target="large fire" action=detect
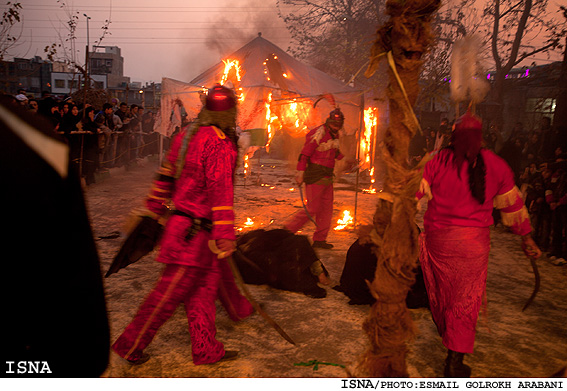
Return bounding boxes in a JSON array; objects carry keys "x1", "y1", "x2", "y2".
[
  {"x1": 361, "y1": 107, "x2": 378, "y2": 193},
  {"x1": 334, "y1": 210, "x2": 354, "y2": 231},
  {"x1": 220, "y1": 59, "x2": 244, "y2": 102}
]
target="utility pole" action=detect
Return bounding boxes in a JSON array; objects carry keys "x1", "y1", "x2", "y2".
[{"x1": 83, "y1": 14, "x2": 91, "y2": 89}]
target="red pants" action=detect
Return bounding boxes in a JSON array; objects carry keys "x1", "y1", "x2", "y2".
[
  {"x1": 112, "y1": 261, "x2": 252, "y2": 365},
  {"x1": 285, "y1": 182, "x2": 334, "y2": 241}
]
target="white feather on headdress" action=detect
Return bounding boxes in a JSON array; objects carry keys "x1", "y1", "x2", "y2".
[{"x1": 451, "y1": 35, "x2": 490, "y2": 104}]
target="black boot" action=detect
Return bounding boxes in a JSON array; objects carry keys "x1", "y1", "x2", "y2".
[{"x1": 443, "y1": 349, "x2": 471, "y2": 378}]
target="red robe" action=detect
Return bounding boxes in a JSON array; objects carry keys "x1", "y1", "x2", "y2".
[
  {"x1": 285, "y1": 124, "x2": 343, "y2": 241},
  {"x1": 113, "y1": 126, "x2": 252, "y2": 365},
  {"x1": 418, "y1": 148, "x2": 531, "y2": 353}
]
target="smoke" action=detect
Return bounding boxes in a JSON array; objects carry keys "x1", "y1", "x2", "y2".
[{"x1": 203, "y1": 0, "x2": 290, "y2": 58}]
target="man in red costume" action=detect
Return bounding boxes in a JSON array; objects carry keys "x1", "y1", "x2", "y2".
[
  {"x1": 112, "y1": 84, "x2": 253, "y2": 365},
  {"x1": 284, "y1": 108, "x2": 345, "y2": 250},
  {"x1": 417, "y1": 111, "x2": 541, "y2": 377}
]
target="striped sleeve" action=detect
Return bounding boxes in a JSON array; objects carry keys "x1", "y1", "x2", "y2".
[
  {"x1": 145, "y1": 133, "x2": 182, "y2": 216},
  {"x1": 205, "y1": 133, "x2": 237, "y2": 241},
  {"x1": 494, "y1": 186, "x2": 531, "y2": 236}
]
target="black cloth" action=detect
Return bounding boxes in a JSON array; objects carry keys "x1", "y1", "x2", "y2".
[
  {"x1": 2, "y1": 99, "x2": 110, "y2": 377},
  {"x1": 232, "y1": 229, "x2": 327, "y2": 298},
  {"x1": 337, "y1": 239, "x2": 429, "y2": 308}
]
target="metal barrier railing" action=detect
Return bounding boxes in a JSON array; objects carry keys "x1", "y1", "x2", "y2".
[{"x1": 64, "y1": 131, "x2": 163, "y2": 179}]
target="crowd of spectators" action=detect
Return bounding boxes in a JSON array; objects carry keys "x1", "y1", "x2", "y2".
[
  {"x1": 7, "y1": 89, "x2": 160, "y2": 185},
  {"x1": 491, "y1": 117, "x2": 567, "y2": 266}
]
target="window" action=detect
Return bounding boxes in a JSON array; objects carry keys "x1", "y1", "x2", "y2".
[
  {"x1": 94, "y1": 81, "x2": 104, "y2": 90},
  {"x1": 68, "y1": 79, "x2": 78, "y2": 89},
  {"x1": 525, "y1": 98, "x2": 555, "y2": 128},
  {"x1": 55, "y1": 79, "x2": 66, "y2": 88}
]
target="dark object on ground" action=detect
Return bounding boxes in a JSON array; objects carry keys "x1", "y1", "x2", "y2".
[
  {"x1": 233, "y1": 229, "x2": 327, "y2": 298},
  {"x1": 105, "y1": 216, "x2": 163, "y2": 277},
  {"x1": 336, "y1": 239, "x2": 429, "y2": 308}
]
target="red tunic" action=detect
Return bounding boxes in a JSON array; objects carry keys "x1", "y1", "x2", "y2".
[
  {"x1": 146, "y1": 126, "x2": 237, "y2": 267},
  {"x1": 297, "y1": 124, "x2": 344, "y2": 172},
  {"x1": 420, "y1": 148, "x2": 530, "y2": 235}
]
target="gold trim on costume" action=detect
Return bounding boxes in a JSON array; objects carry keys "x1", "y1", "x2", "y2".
[
  {"x1": 500, "y1": 206, "x2": 529, "y2": 227},
  {"x1": 213, "y1": 220, "x2": 234, "y2": 225},
  {"x1": 125, "y1": 267, "x2": 185, "y2": 359},
  {"x1": 211, "y1": 206, "x2": 233, "y2": 211},
  {"x1": 419, "y1": 178, "x2": 432, "y2": 200},
  {"x1": 212, "y1": 126, "x2": 226, "y2": 139},
  {"x1": 151, "y1": 186, "x2": 169, "y2": 194},
  {"x1": 493, "y1": 186, "x2": 520, "y2": 209}
]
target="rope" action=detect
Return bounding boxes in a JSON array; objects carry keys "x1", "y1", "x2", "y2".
[{"x1": 294, "y1": 360, "x2": 346, "y2": 371}]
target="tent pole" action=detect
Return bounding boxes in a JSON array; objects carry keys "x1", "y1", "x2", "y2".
[
  {"x1": 158, "y1": 133, "x2": 163, "y2": 164},
  {"x1": 354, "y1": 94, "x2": 364, "y2": 228}
]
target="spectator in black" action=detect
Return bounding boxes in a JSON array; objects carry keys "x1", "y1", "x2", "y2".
[
  {"x1": 115, "y1": 101, "x2": 131, "y2": 130},
  {"x1": 129, "y1": 104, "x2": 142, "y2": 158},
  {"x1": 526, "y1": 169, "x2": 550, "y2": 253},
  {"x1": 499, "y1": 136, "x2": 524, "y2": 182},
  {"x1": 409, "y1": 128, "x2": 427, "y2": 167},
  {"x1": 38, "y1": 91, "x2": 55, "y2": 118},
  {"x1": 523, "y1": 133, "x2": 541, "y2": 170},
  {"x1": 61, "y1": 104, "x2": 83, "y2": 174},
  {"x1": 80, "y1": 106, "x2": 101, "y2": 185},
  {"x1": 142, "y1": 110, "x2": 155, "y2": 133},
  {"x1": 59, "y1": 101, "x2": 70, "y2": 119},
  {"x1": 115, "y1": 102, "x2": 132, "y2": 166},
  {"x1": 546, "y1": 161, "x2": 567, "y2": 265},
  {"x1": 59, "y1": 104, "x2": 81, "y2": 137},
  {"x1": 95, "y1": 103, "x2": 123, "y2": 168}
]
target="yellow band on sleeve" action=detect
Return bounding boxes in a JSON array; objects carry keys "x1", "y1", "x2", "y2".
[
  {"x1": 493, "y1": 186, "x2": 520, "y2": 209},
  {"x1": 212, "y1": 206, "x2": 233, "y2": 211},
  {"x1": 213, "y1": 220, "x2": 234, "y2": 225},
  {"x1": 500, "y1": 206, "x2": 529, "y2": 227}
]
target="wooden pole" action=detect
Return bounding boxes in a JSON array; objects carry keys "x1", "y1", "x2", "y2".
[
  {"x1": 354, "y1": 94, "x2": 364, "y2": 227},
  {"x1": 351, "y1": 0, "x2": 440, "y2": 378}
]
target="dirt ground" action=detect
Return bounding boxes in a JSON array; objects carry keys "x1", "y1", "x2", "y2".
[{"x1": 84, "y1": 155, "x2": 566, "y2": 379}]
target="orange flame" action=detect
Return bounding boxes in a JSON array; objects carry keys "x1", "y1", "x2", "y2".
[
  {"x1": 334, "y1": 210, "x2": 353, "y2": 230},
  {"x1": 244, "y1": 217, "x2": 254, "y2": 227},
  {"x1": 264, "y1": 92, "x2": 279, "y2": 150},
  {"x1": 220, "y1": 59, "x2": 244, "y2": 102},
  {"x1": 243, "y1": 154, "x2": 249, "y2": 177},
  {"x1": 361, "y1": 107, "x2": 378, "y2": 193}
]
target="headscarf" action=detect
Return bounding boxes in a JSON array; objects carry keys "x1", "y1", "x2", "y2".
[{"x1": 451, "y1": 110, "x2": 486, "y2": 204}]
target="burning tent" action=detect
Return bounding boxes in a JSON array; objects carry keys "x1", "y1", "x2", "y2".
[
  {"x1": 156, "y1": 34, "x2": 383, "y2": 198},
  {"x1": 158, "y1": 35, "x2": 360, "y2": 156}
]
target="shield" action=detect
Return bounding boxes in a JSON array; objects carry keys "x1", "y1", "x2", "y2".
[{"x1": 105, "y1": 216, "x2": 163, "y2": 277}]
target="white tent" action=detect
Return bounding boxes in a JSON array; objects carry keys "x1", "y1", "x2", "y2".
[{"x1": 157, "y1": 34, "x2": 364, "y2": 147}]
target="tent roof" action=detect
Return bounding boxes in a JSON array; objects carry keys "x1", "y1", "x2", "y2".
[{"x1": 190, "y1": 35, "x2": 358, "y2": 97}]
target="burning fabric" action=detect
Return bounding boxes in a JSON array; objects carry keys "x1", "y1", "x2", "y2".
[{"x1": 232, "y1": 229, "x2": 329, "y2": 298}]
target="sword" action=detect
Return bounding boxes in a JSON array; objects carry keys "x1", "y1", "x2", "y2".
[
  {"x1": 208, "y1": 240, "x2": 296, "y2": 345},
  {"x1": 298, "y1": 184, "x2": 318, "y2": 228},
  {"x1": 522, "y1": 256, "x2": 540, "y2": 312}
]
